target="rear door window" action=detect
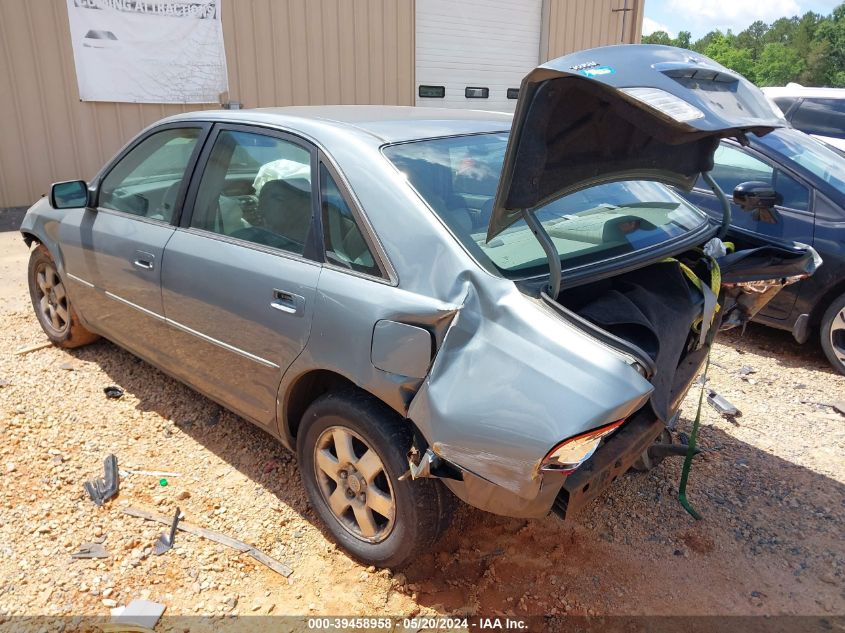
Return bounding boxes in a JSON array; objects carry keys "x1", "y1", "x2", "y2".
[
  {"x1": 319, "y1": 164, "x2": 381, "y2": 277},
  {"x1": 791, "y1": 98, "x2": 845, "y2": 140},
  {"x1": 190, "y1": 129, "x2": 314, "y2": 256}
]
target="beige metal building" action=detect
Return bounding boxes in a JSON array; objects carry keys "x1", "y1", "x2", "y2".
[{"x1": 0, "y1": 0, "x2": 642, "y2": 208}]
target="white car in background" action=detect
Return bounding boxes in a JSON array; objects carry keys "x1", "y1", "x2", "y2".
[{"x1": 763, "y1": 84, "x2": 845, "y2": 152}]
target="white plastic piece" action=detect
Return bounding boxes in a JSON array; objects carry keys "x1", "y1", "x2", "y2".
[
  {"x1": 110, "y1": 599, "x2": 166, "y2": 629},
  {"x1": 703, "y1": 237, "x2": 728, "y2": 258}
]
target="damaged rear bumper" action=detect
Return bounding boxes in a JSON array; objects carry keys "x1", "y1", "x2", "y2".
[
  {"x1": 551, "y1": 411, "x2": 664, "y2": 519},
  {"x1": 439, "y1": 411, "x2": 665, "y2": 519}
]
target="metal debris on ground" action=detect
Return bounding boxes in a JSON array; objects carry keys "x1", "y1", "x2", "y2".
[
  {"x1": 119, "y1": 469, "x2": 182, "y2": 478},
  {"x1": 737, "y1": 365, "x2": 756, "y2": 376},
  {"x1": 70, "y1": 542, "x2": 111, "y2": 559},
  {"x1": 706, "y1": 390, "x2": 741, "y2": 419},
  {"x1": 106, "y1": 598, "x2": 166, "y2": 632},
  {"x1": 84, "y1": 454, "x2": 119, "y2": 506},
  {"x1": 801, "y1": 399, "x2": 845, "y2": 416},
  {"x1": 103, "y1": 386, "x2": 125, "y2": 399},
  {"x1": 124, "y1": 506, "x2": 293, "y2": 577},
  {"x1": 153, "y1": 507, "x2": 181, "y2": 556},
  {"x1": 13, "y1": 340, "x2": 52, "y2": 355}
]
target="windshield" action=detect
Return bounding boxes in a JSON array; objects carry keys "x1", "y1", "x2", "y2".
[
  {"x1": 383, "y1": 133, "x2": 708, "y2": 277},
  {"x1": 756, "y1": 128, "x2": 845, "y2": 192}
]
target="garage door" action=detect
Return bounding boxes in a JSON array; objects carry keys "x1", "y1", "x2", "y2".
[{"x1": 415, "y1": 0, "x2": 543, "y2": 112}]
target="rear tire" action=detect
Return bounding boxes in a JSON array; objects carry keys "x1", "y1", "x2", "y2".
[
  {"x1": 27, "y1": 244, "x2": 99, "y2": 348},
  {"x1": 820, "y1": 292, "x2": 845, "y2": 376},
  {"x1": 297, "y1": 390, "x2": 452, "y2": 568}
]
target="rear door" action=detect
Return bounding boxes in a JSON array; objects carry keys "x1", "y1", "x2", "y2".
[
  {"x1": 684, "y1": 141, "x2": 815, "y2": 319},
  {"x1": 58, "y1": 123, "x2": 208, "y2": 366},
  {"x1": 161, "y1": 124, "x2": 322, "y2": 430}
]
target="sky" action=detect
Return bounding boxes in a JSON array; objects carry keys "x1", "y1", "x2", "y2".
[{"x1": 642, "y1": 0, "x2": 842, "y2": 39}]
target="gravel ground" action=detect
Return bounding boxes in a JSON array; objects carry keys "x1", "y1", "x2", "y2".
[{"x1": 0, "y1": 230, "x2": 843, "y2": 623}]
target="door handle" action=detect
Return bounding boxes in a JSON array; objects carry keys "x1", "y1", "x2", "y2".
[
  {"x1": 270, "y1": 289, "x2": 304, "y2": 315},
  {"x1": 133, "y1": 250, "x2": 155, "y2": 271}
]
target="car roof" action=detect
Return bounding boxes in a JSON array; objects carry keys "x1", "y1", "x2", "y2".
[
  {"x1": 762, "y1": 85, "x2": 845, "y2": 99},
  {"x1": 162, "y1": 105, "x2": 513, "y2": 144}
]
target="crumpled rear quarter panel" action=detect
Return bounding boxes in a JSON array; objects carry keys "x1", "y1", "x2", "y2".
[{"x1": 407, "y1": 277, "x2": 654, "y2": 500}]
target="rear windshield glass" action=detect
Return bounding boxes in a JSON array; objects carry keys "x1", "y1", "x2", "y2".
[{"x1": 383, "y1": 133, "x2": 708, "y2": 278}]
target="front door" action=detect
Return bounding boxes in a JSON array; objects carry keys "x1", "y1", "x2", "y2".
[
  {"x1": 161, "y1": 125, "x2": 322, "y2": 429},
  {"x1": 685, "y1": 142, "x2": 815, "y2": 320},
  {"x1": 58, "y1": 124, "x2": 207, "y2": 366}
]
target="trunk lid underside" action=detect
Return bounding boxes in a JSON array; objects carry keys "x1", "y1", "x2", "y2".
[{"x1": 488, "y1": 44, "x2": 786, "y2": 240}]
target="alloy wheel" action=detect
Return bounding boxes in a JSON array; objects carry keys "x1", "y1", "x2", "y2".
[
  {"x1": 313, "y1": 426, "x2": 396, "y2": 543},
  {"x1": 829, "y1": 306, "x2": 845, "y2": 369},
  {"x1": 34, "y1": 262, "x2": 69, "y2": 335}
]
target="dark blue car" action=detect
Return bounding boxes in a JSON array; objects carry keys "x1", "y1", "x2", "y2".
[{"x1": 683, "y1": 127, "x2": 845, "y2": 375}]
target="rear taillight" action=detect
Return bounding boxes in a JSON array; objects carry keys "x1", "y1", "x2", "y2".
[{"x1": 540, "y1": 419, "x2": 624, "y2": 474}]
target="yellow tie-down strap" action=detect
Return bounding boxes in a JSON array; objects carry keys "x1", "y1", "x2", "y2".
[{"x1": 663, "y1": 256, "x2": 722, "y2": 347}]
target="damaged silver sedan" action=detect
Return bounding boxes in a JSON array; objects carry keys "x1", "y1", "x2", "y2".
[{"x1": 22, "y1": 45, "x2": 818, "y2": 567}]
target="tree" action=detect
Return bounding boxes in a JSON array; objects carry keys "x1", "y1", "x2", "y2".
[
  {"x1": 703, "y1": 33, "x2": 757, "y2": 82},
  {"x1": 642, "y1": 30, "x2": 673, "y2": 46},
  {"x1": 736, "y1": 20, "x2": 768, "y2": 57},
  {"x1": 814, "y1": 4, "x2": 845, "y2": 86},
  {"x1": 643, "y1": 2, "x2": 845, "y2": 87},
  {"x1": 755, "y1": 43, "x2": 805, "y2": 85}
]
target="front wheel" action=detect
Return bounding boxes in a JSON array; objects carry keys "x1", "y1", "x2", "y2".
[
  {"x1": 820, "y1": 292, "x2": 845, "y2": 376},
  {"x1": 27, "y1": 244, "x2": 99, "y2": 348},
  {"x1": 297, "y1": 390, "x2": 452, "y2": 568}
]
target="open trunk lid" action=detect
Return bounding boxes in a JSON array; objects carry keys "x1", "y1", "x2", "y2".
[{"x1": 488, "y1": 44, "x2": 786, "y2": 241}]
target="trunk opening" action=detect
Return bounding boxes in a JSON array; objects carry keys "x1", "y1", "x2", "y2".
[
  {"x1": 554, "y1": 257, "x2": 709, "y2": 422},
  {"x1": 547, "y1": 236, "x2": 818, "y2": 422}
]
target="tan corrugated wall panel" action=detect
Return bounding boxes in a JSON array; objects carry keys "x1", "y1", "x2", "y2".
[
  {"x1": 0, "y1": 0, "x2": 415, "y2": 207},
  {"x1": 542, "y1": 0, "x2": 643, "y2": 61}
]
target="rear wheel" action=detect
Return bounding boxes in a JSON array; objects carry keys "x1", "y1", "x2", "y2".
[
  {"x1": 820, "y1": 292, "x2": 845, "y2": 376},
  {"x1": 28, "y1": 244, "x2": 98, "y2": 348},
  {"x1": 297, "y1": 390, "x2": 452, "y2": 568}
]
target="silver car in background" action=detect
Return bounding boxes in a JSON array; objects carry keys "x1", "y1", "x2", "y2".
[{"x1": 21, "y1": 46, "x2": 817, "y2": 567}]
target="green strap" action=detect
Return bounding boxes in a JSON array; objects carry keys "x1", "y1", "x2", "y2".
[
  {"x1": 678, "y1": 325, "x2": 716, "y2": 520},
  {"x1": 677, "y1": 358, "x2": 706, "y2": 519},
  {"x1": 675, "y1": 255, "x2": 722, "y2": 520}
]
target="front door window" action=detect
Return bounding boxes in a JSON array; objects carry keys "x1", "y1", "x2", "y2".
[{"x1": 99, "y1": 128, "x2": 202, "y2": 222}]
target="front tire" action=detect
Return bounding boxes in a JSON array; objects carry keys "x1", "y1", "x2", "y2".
[
  {"x1": 820, "y1": 292, "x2": 845, "y2": 376},
  {"x1": 27, "y1": 244, "x2": 98, "y2": 348},
  {"x1": 297, "y1": 390, "x2": 452, "y2": 568}
]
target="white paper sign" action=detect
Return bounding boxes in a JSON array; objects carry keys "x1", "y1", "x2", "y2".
[{"x1": 66, "y1": 0, "x2": 228, "y2": 103}]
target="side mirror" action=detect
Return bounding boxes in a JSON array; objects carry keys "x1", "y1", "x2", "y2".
[
  {"x1": 733, "y1": 181, "x2": 782, "y2": 224},
  {"x1": 50, "y1": 180, "x2": 91, "y2": 209}
]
